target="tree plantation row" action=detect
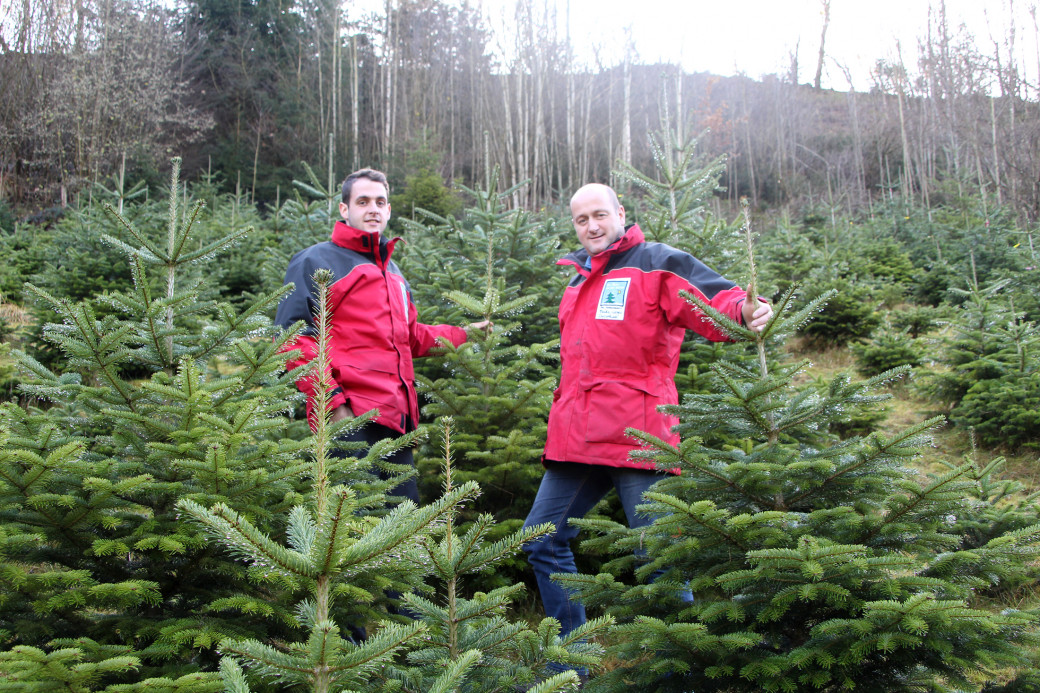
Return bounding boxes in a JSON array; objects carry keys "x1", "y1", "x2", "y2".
[{"x1": 0, "y1": 135, "x2": 1037, "y2": 690}]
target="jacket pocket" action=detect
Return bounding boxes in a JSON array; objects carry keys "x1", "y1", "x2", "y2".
[
  {"x1": 332, "y1": 363, "x2": 400, "y2": 413},
  {"x1": 583, "y1": 381, "x2": 648, "y2": 444}
]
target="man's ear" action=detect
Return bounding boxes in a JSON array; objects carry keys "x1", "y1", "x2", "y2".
[
  {"x1": 338, "y1": 201, "x2": 349, "y2": 220},
  {"x1": 617, "y1": 205, "x2": 626, "y2": 225}
]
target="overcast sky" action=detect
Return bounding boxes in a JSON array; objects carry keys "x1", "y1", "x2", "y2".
[{"x1": 476, "y1": 0, "x2": 1037, "y2": 91}]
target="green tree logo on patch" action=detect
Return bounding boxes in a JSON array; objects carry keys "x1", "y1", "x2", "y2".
[{"x1": 596, "y1": 278, "x2": 630, "y2": 320}]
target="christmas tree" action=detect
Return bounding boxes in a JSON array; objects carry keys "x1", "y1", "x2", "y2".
[
  {"x1": 614, "y1": 128, "x2": 740, "y2": 278},
  {"x1": 385, "y1": 417, "x2": 610, "y2": 692},
  {"x1": 925, "y1": 262, "x2": 1040, "y2": 451},
  {"x1": 180, "y1": 266, "x2": 473, "y2": 691},
  {"x1": 0, "y1": 159, "x2": 307, "y2": 688},
  {"x1": 403, "y1": 171, "x2": 565, "y2": 590}
]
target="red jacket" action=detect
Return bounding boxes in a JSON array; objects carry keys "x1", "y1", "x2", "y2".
[
  {"x1": 543, "y1": 225, "x2": 747, "y2": 470},
  {"x1": 275, "y1": 221, "x2": 466, "y2": 432}
]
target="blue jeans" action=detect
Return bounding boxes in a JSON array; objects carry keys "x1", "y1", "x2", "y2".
[{"x1": 522, "y1": 461, "x2": 667, "y2": 639}]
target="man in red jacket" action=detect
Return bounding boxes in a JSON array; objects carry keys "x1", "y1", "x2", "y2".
[
  {"x1": 522, "y1": 183, "x2": 772, "y2": 678},
  {"x1": 275, "y1": 168, "x2": 486, "y2": 504}
]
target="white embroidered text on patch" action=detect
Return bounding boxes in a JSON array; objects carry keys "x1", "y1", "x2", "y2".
[{"x1": 596, "y1": 278, "x2": 630, "y2": 320}]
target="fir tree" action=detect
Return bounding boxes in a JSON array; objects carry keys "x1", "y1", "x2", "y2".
[
  {"x1": 614, "y1": 131, "x2": 761, "y2": 403},
  {"x1": 559, "y1": 209, "x2": 1040, "y2": 692},
  {"x1": 924, "y1": 275, "x2": 1012, "y2": 408},
  {"x1": 257, "y1": 162, "x2": 340, "y2": 304},
  {"x1": 0, "y1": 159, "x2": 308, "y2": 686},
  {"x1": 403, "y1": 171, "x2": 564, "y2": 589},
  {"x1": 613, "y1": 128, "x2": 740, "y2": 278},
  {"x1": 180, "y1": 266, "x2": 473, "y2": 692},
  {"x1": 381, "y1": 417, "x2": 609, "y2": 692},
  {"x1": 402, "y1": 169, "x2": 567, "y2": 347},
  {"x1": 615, "y1": 134, "x2": 766, "y2": 471},
  {"x1": 181, "y1": 271, "x2": 602, "y2": 692},
  {"x1": 923, "y1": 267, "x2": 1040, "y2": 449}
]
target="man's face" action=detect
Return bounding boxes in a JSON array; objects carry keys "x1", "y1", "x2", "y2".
[
  {"x1": 570, "y1": 186, "x2": 626, "y2": 256},
  {"x1": 340, "y1": 178, "x2": 390, "y2": 234}
]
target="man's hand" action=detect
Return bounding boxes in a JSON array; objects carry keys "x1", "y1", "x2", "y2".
[
  {"x1": 466, "y1": 320, "x2": 493, "y2": 334},
  {"x1": 330, "y1": 404, "x2": 351, "y2": 423},
  {"x1": 742, "y1": 292, "x2": 773, "y2": 333}
]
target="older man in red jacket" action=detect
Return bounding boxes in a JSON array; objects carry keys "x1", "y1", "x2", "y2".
[{"x1": 522, "y1": 183, "x2": 772, "y2": 679}]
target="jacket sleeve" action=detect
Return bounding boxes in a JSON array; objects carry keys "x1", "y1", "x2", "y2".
[
  {"x1": 273, "y1": 252, "x2": 348, "y2": 417},
  {"x1": 407, "y1": 290, "x2": 467, "y2": 357},
  {"x1": 410, "y1": 322, "x2": 467, "y2": 356},
  {"x1": 658, "y1": 253, "x2": 749, "y2": 342}
]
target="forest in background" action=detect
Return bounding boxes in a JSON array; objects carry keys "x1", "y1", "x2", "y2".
[{"x1": 2, "y1": 0, "x2": 1040, "y2": 227}]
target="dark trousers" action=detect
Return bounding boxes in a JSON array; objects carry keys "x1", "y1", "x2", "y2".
[
  {"x1": 332, "y1": 420, "x2": 419, "y2": 641},
  {"x1": 333, "y1": 420, "x2": 420, "y2": 505}
]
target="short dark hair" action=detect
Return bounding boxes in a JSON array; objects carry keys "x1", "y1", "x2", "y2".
[{"x1": 341, "y1": 168, "x2": 389, "y2": 203}]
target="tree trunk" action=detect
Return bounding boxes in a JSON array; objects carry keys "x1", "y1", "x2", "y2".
[
  {"x1": 621, "y1": 51, "x2": 632, "y2": 170},
  {"x1": 814, "y1": 0, "x2": 831, "y2": 90},
  {"x1": 351, "y1": 34, "x2": 359, "y2": 171},
  {"x1": 991, "y1": 97, "x2": 1003, "y2": 205},
  {"x1": 382, "y1": 0, "x2": 396, "y2": 164}
]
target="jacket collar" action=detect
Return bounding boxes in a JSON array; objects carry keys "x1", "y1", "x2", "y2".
[
  {"x1": 557, "y1": 224, "x2": 644, "y2": 276},
  {"x1": 331, "y1": 221, "x2": 400, "y2": 267}
]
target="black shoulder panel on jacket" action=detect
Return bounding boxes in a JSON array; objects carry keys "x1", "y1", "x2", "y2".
[
  {"x1": 274, "y1": 241, "x2": 374, "y2": 334},
  {"x1": 606, "y1": 242, "x2": 737, "y2": 300}
]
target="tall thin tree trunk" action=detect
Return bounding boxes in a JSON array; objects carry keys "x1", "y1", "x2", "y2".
[
  {"x1": 252, "y1": 124, "x2": 261, "y2": 204},
  {"x1": 580, "y1": 74, "x2": 592, "y2": 185},
  {"x1": 897, "y1": 83, "x2": 912, "y2": 203},
  {"x1": 332, "y1": 7, "x2": 340, "y2": 170},
  {"x1": 621, "y1": 52, "x2": 632, "y2": 170},
  {"x1": 382, "y1": 0, "x2": 396, "y2": 164},
  {"x1": 847, "y1": 90, "x2": 865, "y2": 204},
  {"x1": 566, "y1": 71, "x2": 576, "y2": 192},
  {"x1": 991, "y1": 97, "x2": 1003, "y2": 205},
  {"x1": 351, "y1": 34, "x2": 359, "y2": 171},
  {"x1": 317, "y1": 37, "x2": 326, "y2": 173},
  {"x1": 814, "y1": 0, "x2": 831, "y2": 90},
  {"x1": 532, "y1": 40, "x2": 545, "y2": 206},
  {"x1": 449, "y1": 23, "x2": 456, "y2": 181},
  {"x1": 327, "y1": 133, "x2": 334, "y2": 212},
  {"x1": 501, "y1": 73, "x2": 519, "y2": 204},
  {"x1": 972, "y1": 124, "x2": 989, "y2": 216}
]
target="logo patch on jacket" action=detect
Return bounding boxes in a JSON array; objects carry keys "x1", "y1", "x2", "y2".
[{"x1": 596, "y1": 278, "x2": 630, "y2": 320}]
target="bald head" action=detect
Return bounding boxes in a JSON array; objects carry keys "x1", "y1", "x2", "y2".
[
  {"x1": 569, "y1": 183, "x2": 626, "y2": 256},
  {"x1": 570, "y1": 183, "x2": 620, "y2": 214}
]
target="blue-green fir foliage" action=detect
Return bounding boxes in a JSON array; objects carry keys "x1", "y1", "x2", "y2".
[{"x1": 0, "y1": 159, "x2": 308, "y2": 689}]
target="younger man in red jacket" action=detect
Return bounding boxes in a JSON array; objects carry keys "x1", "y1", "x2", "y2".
[
  {"x1": 522, "y1": 183, "x2": 772, "y2": 678},
  {"x1": 275, "y1": 168, "x2": 486, "y2": 503}
]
